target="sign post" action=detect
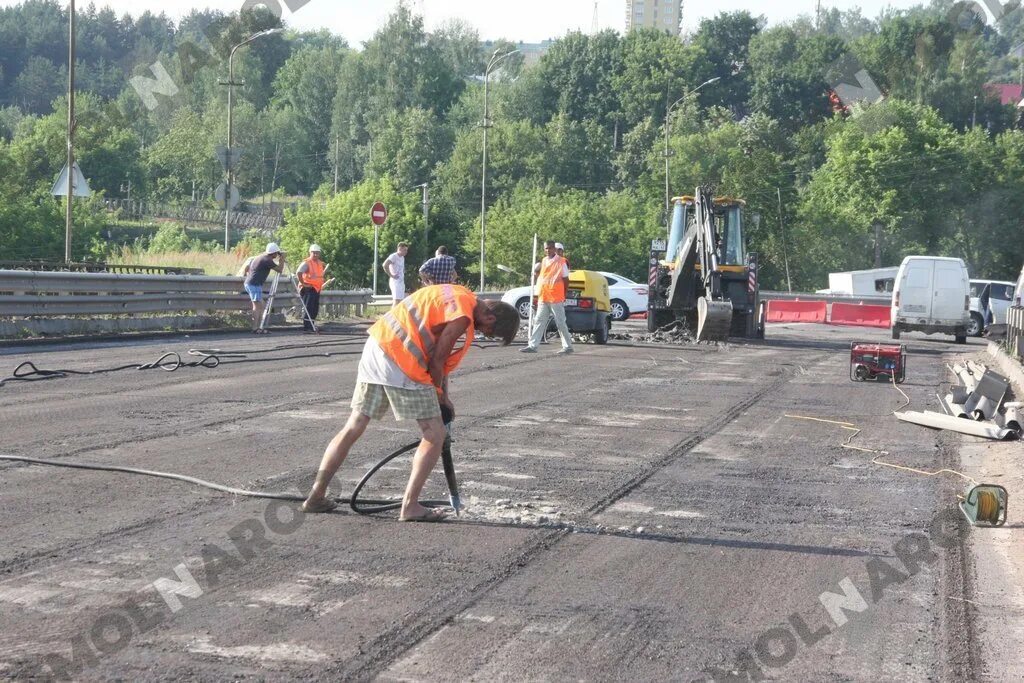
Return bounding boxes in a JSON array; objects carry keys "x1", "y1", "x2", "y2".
[{"x1": 371, "y1": 202, "x2": 388, "y2": 295}]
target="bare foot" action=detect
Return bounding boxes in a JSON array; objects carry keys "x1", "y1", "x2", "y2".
[
  {"x1": 399, "y1": 504, "x2": 447, "y2": 522},
  {"x1": 302, "y1": 496, "x2": 337, "y2": 513}
]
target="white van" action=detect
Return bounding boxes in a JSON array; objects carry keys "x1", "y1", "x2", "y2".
[
  {"x1": 891, "y1": 256, "x2": 970, "y2": 344},
  {"x1": 967, "y1": 279, "x2": 1016, "y2": 336}
]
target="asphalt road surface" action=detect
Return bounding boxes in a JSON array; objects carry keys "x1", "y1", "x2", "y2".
[{"x1": 0, "y1": 322, "x2": 998, "y2": 681}]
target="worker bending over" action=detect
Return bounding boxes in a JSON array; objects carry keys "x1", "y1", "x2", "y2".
[{"x1": 302, "y1": 284, "x2": 519, "y2": 521}]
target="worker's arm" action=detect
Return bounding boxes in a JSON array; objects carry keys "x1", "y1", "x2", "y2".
[
  {"x1": 384, "y1": 257, "x2": 397, "y2": 279},
  {"x1": 273, "y1": 253, "x2": 286, "y2": 273},
  {"x1": 428, "y1": 317, "x2": 472, "y2": 415},
  {"x1": 419, "y1": 261, "x2": 435, "y2": 286},
  {"x1": 295, "y1": 261, "x2": 309, "y2": 286}
]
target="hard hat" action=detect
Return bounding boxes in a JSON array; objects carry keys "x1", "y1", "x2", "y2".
[
  {"x1": 309, "y1": 244, "x2": 322, "y2": 253},
  {"x1": 555, "y1": 242, "x2": 565, "y2": 250},
  {"x1": 265, "y1": 242, "x2": 281, "y2": 254}
]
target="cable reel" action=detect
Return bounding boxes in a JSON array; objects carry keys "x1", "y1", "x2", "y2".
[{"x1": 959, "y1": 484, "x2": 1008, "y2": 526}]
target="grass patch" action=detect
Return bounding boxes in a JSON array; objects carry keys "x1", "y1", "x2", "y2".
[{"x1": 108, "y1": 246, "x2": 253, "y2": 276}]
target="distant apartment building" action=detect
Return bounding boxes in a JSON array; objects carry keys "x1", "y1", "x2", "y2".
[{"x1": 625, "y1": 0, "x2": 683, "y2": 35}]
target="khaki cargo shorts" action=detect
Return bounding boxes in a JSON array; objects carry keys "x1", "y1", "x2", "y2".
[{"x1": 351, "y1": 381, "x2": 441, "y2": 421}]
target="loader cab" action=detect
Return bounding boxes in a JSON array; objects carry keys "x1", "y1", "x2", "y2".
[
  {"x1": 666, "y1": 197, "x2": 747, "y2": 268},
  {"x1": 716, "y1": 202, "x2": 746, "y2": 267}
]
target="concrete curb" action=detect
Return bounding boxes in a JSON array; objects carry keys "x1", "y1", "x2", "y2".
[{"x1": 986, "y1": 341, "x2": 1024, "y2": 397}]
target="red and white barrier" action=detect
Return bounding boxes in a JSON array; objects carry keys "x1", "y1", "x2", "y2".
[
  {"x1": 765, "y1": 300, "x2": 827, "y2": 323},
  {"x1": 829, "y1": 303, "x2": 891, "y2": 328}
]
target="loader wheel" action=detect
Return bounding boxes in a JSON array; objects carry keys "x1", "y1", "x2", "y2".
[{"x1": 955, "y1": 333, "x2": 967, "y2": 345}]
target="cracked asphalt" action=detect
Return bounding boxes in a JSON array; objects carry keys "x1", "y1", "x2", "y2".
[{"x1": 0, "y1": 322, "x2": 999, "y2": 681}]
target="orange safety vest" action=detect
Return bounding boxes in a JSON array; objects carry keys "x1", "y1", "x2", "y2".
[
  {"x1": 368, "y1": 284, "x2": 477, "y2": 388},
  {"x1": 537, "y1": 256, "x2": 568, "y2": 304},
  {"x1": 299, "y1": 258, "x2": 325, "y2": 292}
]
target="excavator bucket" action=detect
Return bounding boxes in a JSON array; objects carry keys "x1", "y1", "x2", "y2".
[{"x1": 696, "y1": 296, "x2": 733, "y2": 342}]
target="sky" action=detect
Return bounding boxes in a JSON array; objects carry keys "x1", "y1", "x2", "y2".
[{"x1": 3, "y1": 0, "x2": 929, "y2": 45}]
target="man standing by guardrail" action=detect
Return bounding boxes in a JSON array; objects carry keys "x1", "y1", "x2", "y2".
[
  {"x1": 242, "y1": 243, "x2": 285, "y2": 335},
  {"x1": 383, "y1": 242, "x2": 409, "y2": 305},
  {"x1": 418, "y1": 246, "x2": 459, "y2": 286},
  {"x1": 295, "y1": 244, "x2": 326, "y2": 334}
]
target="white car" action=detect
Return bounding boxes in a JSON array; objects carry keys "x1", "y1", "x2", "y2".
[{"x1": 501, "y1": 271, "x2": 649, "y2": 322}]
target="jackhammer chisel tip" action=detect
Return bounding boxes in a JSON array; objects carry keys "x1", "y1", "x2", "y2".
[{"x1": 450, "y1": 495, "x2": 462, "y2": 516}]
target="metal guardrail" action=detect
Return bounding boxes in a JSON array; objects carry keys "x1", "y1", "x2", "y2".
[
  {"x1": 760, "y1": 291, "x2": 892, "y2": 306},
  {"x1": 0, "y1": 260, "x2": 204, "y2": 275},
  {"x1": 369, "y1": 292, "x2": 504, "y2": 307},
  {"x1": 0, "y1": 270, "x2": 372, "y2": 318},
  {"x1": 1007, "y1": 306, "x2": 1024, "y2": 360}
]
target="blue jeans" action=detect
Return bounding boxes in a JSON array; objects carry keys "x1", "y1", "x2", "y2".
[{"x1": 244, "y1": 283, "x2": 264, "y2": 302}]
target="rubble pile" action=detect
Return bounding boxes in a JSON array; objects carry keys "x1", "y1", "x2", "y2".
[
  {"x1": 897, "y1": 360, "x2": 1021, "y2": 440},
  {"x1": 609, "y1": 320, "x2": 695, "y2": 345}
]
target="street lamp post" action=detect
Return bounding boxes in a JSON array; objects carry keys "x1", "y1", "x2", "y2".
[
  {"x1": 64, "y1": 0, "x2": 76, "y2": 264},
  {"x1": 221, "y1": 28, "x2": 282, "y2": 253},
  {"x1": 480, "y1": 47, "x2": 520, "y2": 291},
  {"x1": 663, "y1": 77, "x2": 721, "y2": 224}
]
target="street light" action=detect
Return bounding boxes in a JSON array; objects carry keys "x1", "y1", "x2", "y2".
[
  {"x1": 480, "y1": 47, "x2": 520, "y2": 291},
  {"x1": 65, "y1": 0, "x2": 76, "y2": 263},
  {"x1": 221, "y1": 27, "x2": 283, "y2": 252},
  {"x1": 663, "y1": 76, "x2": 721, "y2": 223}
]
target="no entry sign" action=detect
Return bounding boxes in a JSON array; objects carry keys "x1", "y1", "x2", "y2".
[{"x1": 370, "y1": 202, "x2": 388, "y2": 226}]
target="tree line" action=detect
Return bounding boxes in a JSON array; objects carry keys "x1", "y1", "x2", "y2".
[{"x1": 1, "y1": 0, "x2": 1024, "y2": 289}]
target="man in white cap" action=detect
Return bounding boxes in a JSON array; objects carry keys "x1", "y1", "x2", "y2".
[
  {"x1": 242, "y1": 243, "x2": 286, "y2": 334},
  {"x1": 296, "y1": 244, "x2": 327, "y2": 334},
  {"x1": 555, "y1": 242, "x2": 568, "y2": 268}
]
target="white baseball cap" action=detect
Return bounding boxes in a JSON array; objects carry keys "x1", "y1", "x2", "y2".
[
  {"x1": 309, "y1": 244, "x2": 322, "y2": 253},
  {"x1": 265, "y1": 242, "x2": 281, "y2": 254},
  {"x1": 555, "y1": 242, "x2": 565, "y2": 250}
]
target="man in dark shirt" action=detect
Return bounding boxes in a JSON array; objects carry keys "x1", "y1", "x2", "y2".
[
  {"x1": 243, "y1": 243, "x2": 286, "y2": 334},
  {"x1": 419, "y1": 246, "x2": 459, "y2": 285}
]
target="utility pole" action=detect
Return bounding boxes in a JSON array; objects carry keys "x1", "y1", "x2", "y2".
[
  {"x1": 64, "y1": 0, "x2": 76, "y2": 264},
  {"x1": 333, "y1": 133, "x2": 340, "y2": 194},
  {"x1": 874, "y1": 222, "x2": 883, "y2": 268},
  {"x1": 664, "y1": 76, "x2": 721, "y2": 226},
  {"x1": 220, "y1": 28, "x2": 282, "y2": 253},
  {"x1": 420, "y1": 183, "x2": 430, "y2": 248},
  {"x1": 480, "y1": 48, "x2": 520, "y2": 291},
  {"x1": 777, "y1": 187, "x2": 793, "y2": 294}
]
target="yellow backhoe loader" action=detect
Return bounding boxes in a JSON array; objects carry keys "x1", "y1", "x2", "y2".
[{"x1": 646, "y1": 185, "x2": 764, "y2": 342}]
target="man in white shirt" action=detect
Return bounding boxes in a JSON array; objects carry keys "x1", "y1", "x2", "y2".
[{"x1": 383, "y1": 242, "x2": 409, "y2": 303}]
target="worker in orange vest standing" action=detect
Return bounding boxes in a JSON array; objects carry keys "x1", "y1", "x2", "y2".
[
  {"x1": 295, "y1": 244, "x2": 326, "y2": 334},
  {"x1": 520, "y1": 240, "x2": 573, "y2": 355},
  {"x1": 301, "y1": 284, "x2": 520, "y2": 521}
]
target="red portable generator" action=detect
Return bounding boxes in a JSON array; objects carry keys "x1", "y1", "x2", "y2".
[{"x1": 850, "y1": 341, "x2": 906, "y2": 383}]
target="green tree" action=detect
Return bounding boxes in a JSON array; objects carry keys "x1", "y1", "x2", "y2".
[
  {"x1": 796, "y1": 99, "x2": 963, "y2": 287},
  {"x1": 691, "y1": 11, "x2": 763, "y2": 113},
  {"x1": 279, "y1": 177, "x2": 429, "y2": 289},
  {"x1": 366, "y1": 107, "x2": 453, "y2": 190},
  {"x1": 747, "y1": 26, "x2": 847, "y2": 132}
]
